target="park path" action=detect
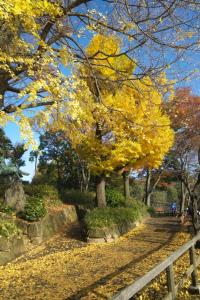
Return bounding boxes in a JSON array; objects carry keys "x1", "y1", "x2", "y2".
[{"x1": 0, "y1": 217, "x2": 192, "y2": 300}]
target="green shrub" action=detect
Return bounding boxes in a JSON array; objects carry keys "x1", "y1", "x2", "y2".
[
  {"x1": 106, "y1": 176, "x2": 124, "y2": 194},
  {"x1": 106, "y1": 188, "x2": 125, "y2": 207},
  {"x1": 0, "y1": 201, "x2": 14, "y2": 214},
  {"x1": 85, "y1": 202, "x2": 147, "y2": 230},
  {"x1": 62, "y1": 190, "x2": 95, "y2": 209},
  {"x1": 24, "y1": 184, "x2": 44, "y2": 198},
  {"x1": 21, "y1": 197, "x2": 47, "y2": 222},
  {"x1": 24, "y1": 184, "x2": 62, "y2": 208},
  {"x1": 0, "y1": 220, "x2": 21, "y2": 238},
  {"x1": 125, "y1": 197, "x2": 147, "y2": 212},
  {"x1": 24, "y1": 184, "x2": 58, "y2": 198}
]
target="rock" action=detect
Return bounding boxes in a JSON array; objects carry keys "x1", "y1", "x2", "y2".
[
  {"x1": 15, "y1": 219, "x2": 28, "y2": 235},
  {"x1": 41, "y1": 215, "x2": 55, "y2": 240},
  {"x1": 0, "y1": 204, "x2": 78, "y2": 264},
  {"x1": 0, "y1": 251, "x2": 14, "y2": 265},
  {"x1": 63, "y1": 206, "x2": 78, "y2": 223},
  {"x1": 12, "y1": 237, "x2": 26, "y2": 256},
  {"x1": 31, "y1": 236, "x2": 44, "y2": 245},
  {"x1": 4, "y1": 180, "x2": 26, "y2": 212},
  {"x1": 105, "y1": 235, "x2": 115, "y2": 243},
  {"x1": 0, "y1": 236, "x2": 10, "y2": 251},
  {"x1": 52, "y1": 211, "x2": 66, "y2": 228},
  {"x1": 27, "y1": 222, "x2": 43, "y2": 237},
  {"x1": 86, "y1": 220, "x2": 143, "y2": 244},
  {"x1": 0, "y1": 236, "x2": 27, "y2": 265},
  {"x1": 87, "y1": 237, "x2": 106, "y2": 244},
  {"x1": 87, "y1": 228, "x2": 107, "y2": 238},
  {"x1": 112, "y1": 233, "x2": 119, "y2": 240}
]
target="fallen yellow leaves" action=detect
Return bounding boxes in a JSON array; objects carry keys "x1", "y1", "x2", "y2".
[{"x1": 0, "y1": 218, "x2": 193, "y2": 299}]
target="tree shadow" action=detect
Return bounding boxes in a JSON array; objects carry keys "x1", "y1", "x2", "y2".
[{"x1": 65, "y1": 230, "x2": 178, "y2": 300}]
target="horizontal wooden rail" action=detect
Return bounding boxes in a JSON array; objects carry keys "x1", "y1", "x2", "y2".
[{"x1": 111, "y1": 233, "x2": 200, "y2": 300}]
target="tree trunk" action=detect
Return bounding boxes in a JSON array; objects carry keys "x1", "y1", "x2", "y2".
[
  {"x1": 84, "y1": 169, "x2": 90, "y2": 192},
  {"x1": 190, "y1": 147, "x2": 200, "y2": 234},
  {"x1": 34, "y1": 155, "x2": 38, "y2": 175},
  {"x1": 144, "y1": 168, "x2": 152, "y2": 206},
  {"x1": 56, "y1": 159, "x2": 61, "y2": 187},
  {"x1": 145, "y1": 193, "x2": 152, "y2": 207},
  {"x1": 182, "y1": 147, "x2": 200, "y2": 235},
  {"x1": 80, "y1": 179, "x2": 83, "y2": 192},
  {"x1": 191, "y1": 193, "x2": 200, "y2": 234},
  {"x1": 96, "y1": 175, "x2": 106, "y2": 208},
  {"x1": 122, "y1": 171, "x2": 130, "y2": 200},
  {"x1": 180, "y1": 178, "x2": 186, "y2": 214},
  {"x1": 81, "y1": 166, "x2": 90, "y2": 192}
]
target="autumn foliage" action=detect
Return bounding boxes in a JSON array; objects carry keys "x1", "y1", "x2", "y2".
[{"x1": 54, "y1": 35, "x2": 174, "y2": 175}]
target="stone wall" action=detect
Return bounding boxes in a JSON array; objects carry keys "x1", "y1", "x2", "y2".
[
  {"x1": 87, "y1": 220, "x2": 142, "y2": 243},
  {"x1": 0, "y1": 205, "x2": 77, "y2": 265}
]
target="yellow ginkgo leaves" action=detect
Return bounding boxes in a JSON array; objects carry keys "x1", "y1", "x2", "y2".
[{"x1": 53, "y1": 34, "x2": 174, "y2": 175}]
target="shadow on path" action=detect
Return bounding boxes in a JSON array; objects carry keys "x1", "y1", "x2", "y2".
[{"x1": 65, "y1": 218, "x2": 182, "y2": 300}]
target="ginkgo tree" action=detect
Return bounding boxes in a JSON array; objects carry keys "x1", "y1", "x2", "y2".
[
  {"x1": 51, "y1": 34, "x2": 174, "y2": 207},
  {"x1": 1, "y1": 0, "x2": 200, "y2": 147}
]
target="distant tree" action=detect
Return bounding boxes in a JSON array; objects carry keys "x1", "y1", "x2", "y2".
[
  {"x1": 0, "y1": 128, "x2": 12, "y2": 157},
  {"x1": 29, "y1": 150, "x2": 39, "y2": 174},
  {"x1": 167, "y1": 88, "x2": 200, "y2": 233},
  {"x1": 142, "y1": 149, "x2": 180, "y2": 207},
  {"x1": 0, "y1": 131, "x2": 27, "y2": 200},
  {"x1": 10, "y1": 143, "x2": 26, "y2": 168},
  {"x1": 0, "y1": 129, "x2": 26, "y2": 168},
  {"x1": 36, "y1": 131, "x2": 90, "y2": 191}
]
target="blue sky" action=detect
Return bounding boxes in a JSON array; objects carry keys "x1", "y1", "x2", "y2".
[
  {"x1": 5, "y1": 73, "x2": 200, "y2": 183},
  {"x1": 4, "y1": 123, "x2": 36, "y2": 182},
  {"x1": 5, "y1": 48, "x2": 200, "y2": 182},
  {"x1": 4, "y1": 0, "x2": 200, "y2": 182}
]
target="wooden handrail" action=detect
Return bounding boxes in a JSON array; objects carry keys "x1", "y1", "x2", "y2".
[{"x1": 111, "y1": 233, "x2": 200, "y2": 300}]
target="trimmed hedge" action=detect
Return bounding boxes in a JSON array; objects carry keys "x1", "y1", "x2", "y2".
[{"x1": 85, "y1": 200, "x2": 147, "y2": 230}]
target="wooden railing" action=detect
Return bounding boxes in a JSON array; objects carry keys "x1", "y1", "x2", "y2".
[{"x1": 111, "y1": 233, "x2": 200, "y2": 300}]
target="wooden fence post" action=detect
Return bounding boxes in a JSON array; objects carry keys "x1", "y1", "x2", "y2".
[
  {"x1": 111, "y1": 234, "x2": 200, "y2": 300},
  {"x1": 166, "y1": 264, "x2": 176, "y2": 299},
  {"x1": 188, "y1": 245, "x2": 200, "y2": 294}
]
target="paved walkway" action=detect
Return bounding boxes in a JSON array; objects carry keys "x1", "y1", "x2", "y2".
[{"x1": 0, "y1": 217, "x2": 191, "y2": 300}]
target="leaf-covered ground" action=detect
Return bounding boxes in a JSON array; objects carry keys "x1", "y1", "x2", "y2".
[{"x1": 0, "y1": 217, "x2": 197, "y2": 300}]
